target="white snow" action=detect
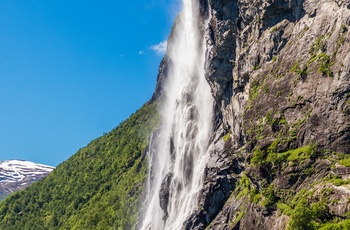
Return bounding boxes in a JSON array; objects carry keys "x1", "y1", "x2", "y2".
[{"x1": 0, "y1": 160, "x2": 54, "y2": 183}]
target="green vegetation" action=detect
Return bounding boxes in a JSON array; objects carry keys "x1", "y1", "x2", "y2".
[
  {"x1": 332, "y1": 177, "x2": 350, "y2": 186},
  {"x1": 317, "y1": 53, "x2": 334, "y2": 77},
  {"x1": 309, "y1": 35, "x2": 326, "y2": 55},
  {"x1": 261, "y1": 185, "x2": 277, "y2": 209},
  {"x1": 291, "y1": 109, "x2": 312, "y2": 129},
  {"x1": 338, "y1": 157, "x2": 350, "y2": 167},
  {"x1": 290, "y1": 60, "x2": 308, "y2": 78},
  {"x1": 252, "y1": 65, "x2": 260, "y2": 71},
  {"x1": 242, "y1": 27, "x2": 350, "y2": 229},
  {"x1": 264, "y1": 87, "x2": 270, "y2": 93},
  {"x1": 276, "y1": 202, "x2": 293, "y2": 215},
  {"x1": 223, "y1": 131, "x2": 231, "y2": 142},
  {"x1": 306, "y1": 34, "x2": 337, "y2": 78},
  {"x1": 287, "y1": 199, "x2": 314, "y2": 230},
  {"x1": 0, "y1": 102, "x2": 159, "y2": 230},
  {"x1": 318, "y1": 219, "x2": 350, "y2": 230},
  {"x1": 286, "y1": 197, "x2": 349, "y2": 230},
  {"x1": 291, "y1": 60, "x2": 300, "y2": 73},
  {"x1": 249, "y1": 80, "x2": 262, "y2": 101},
  {"x1": 333, "y1": 24, "x2": 348, "y2": 59},
  {"x1": 249, "y1": 148, "x2": 350, "y2": 230},
  {"x1": 275, "y1": 90, "x2": 281, "y2": 98},
  {"x1": 271, "y1": 26, "x2": 279, "y2": 33},
  {"x1": 251, "y1": 144, "x2": 316, "y2": 168},
  {"x1": 283, "y1": 145, "x2": 316, "y2": 162},
  {"x1": 251, "y1": 148, "x2": 265, "y2": 165},
  {"x1": 236, "y1": 174, "x2": 251, "y2": 199}
]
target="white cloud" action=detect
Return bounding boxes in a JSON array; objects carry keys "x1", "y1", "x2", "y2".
[
  {"x1": 150, "y1": 40, "x2": 167, "y2": 55},
  {"x1": 138, "y1": 50, "x2": 144, "y2": 55}
]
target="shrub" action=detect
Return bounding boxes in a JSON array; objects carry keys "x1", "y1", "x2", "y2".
[
  {"x1": 251, "y1": 148, "x2": 265, "y2": 165},
  {"x1": 288, "y1": 198, "x2": 314, "y2": 230}
]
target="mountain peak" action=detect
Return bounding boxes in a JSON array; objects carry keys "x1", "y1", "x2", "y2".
[{"x1": 0, "y1": 159, "x2": 54, "y2": 200}]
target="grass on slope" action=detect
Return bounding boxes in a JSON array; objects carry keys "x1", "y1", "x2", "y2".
[{"x1": 0, "y1": 102, "x2": 159, "y2": 230}]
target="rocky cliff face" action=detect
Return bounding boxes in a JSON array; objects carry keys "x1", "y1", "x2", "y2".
[{"x1": 154, "y1": 0, "x2": 350, "y2": 229}]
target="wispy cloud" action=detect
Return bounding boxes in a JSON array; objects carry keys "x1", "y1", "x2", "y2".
[
  {"x1": 138, "y1": 50, "x2": 144, "y2": 55},
  {"x1": 150, "y1": 40, "x2": 167, "y2": 55}
]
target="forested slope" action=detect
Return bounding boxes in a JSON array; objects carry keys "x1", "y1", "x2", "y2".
[{"x1": 0, "y1": 102, "x2": 158, "y2": 230}]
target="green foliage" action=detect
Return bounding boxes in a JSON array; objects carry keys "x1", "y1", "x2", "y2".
[
  {"x1": 0, "y1": 102, "x2": 159, "y2": 230},
  {"x1": 291, "y1": 109, "x2": 312, "y2": 130},
  {"x1": 283, "y1": 188, "x2": 347, "y2": 230},
  {"x1": 229, "y1": 211, "x2": 246, "y2": 228},
  {"x1": 284, "y1": 144, "x2": 316, "y2": 162},
  {"x1": 236, "y1": 174, "x2": 251, "y2": 199},
  {"x1": 251, "y1": 148, "x2": 265, "y2": 165},
  {"x1": 291, "y1": 60, "x2": 301, "y2": 73},
  {"x1": 317, "y1": 53, "x2": 334, "y2": 77},
  {"x1": 291, "y1": 60, "x2": 308, "y2": 78},
  {"x1": 338, "y1": 157, "x2": 350, "y2": 167},
  {"x1": 249, "y1": 187, "x2": 260, "y2": 204},
  {"x1": 275, "y1": 90, "x2": 281, "y2": 98},
  {"x1": 288, "y1": 198, "x2": 314, "y2": 230},
  {"x1": 306, "y1": 33, "x2": 335, "y2": 77},
  {"x1": 271, "y1": 26, "x2": 279, "y2": 33},
  {"x1": 252, "y1": 193, "x2": 261, "y2": 204},
  {"x1": 263, "y1": 87, "x2": 270, "y2": 93},
  {"x1": 311, "y1": 201, "x2": 329, "y2": 221},
  {"x1": 223, "y1": 132, "x2": 231, "y2": 142},
  {"x1": 252, "y1": 65, "x2": 260, "y2": 71},
  {"x1": 261, "y1": 185, "x2": 277, "y2": 209},
  {"x1": 332, "y1": 178, "x2": 350, "y2": 186},
  {"x1": 333, "y1": 24, "x2": 347, "y2": 59},
  {"x1": 318, "y1": 219, "x2": 350, "y2": 230},
  {"x1": 265, "y1": 144, "x2": 316, "y2": 167},
  {"x1": 250, "y1": 80, "x2": 262, "y2": 101},
  {"x1": 309, "y1": 35, "x2": 326, "y2": 55},
  {"x1": 276, "y1": 202, "x2": 293, "y2": 215}
]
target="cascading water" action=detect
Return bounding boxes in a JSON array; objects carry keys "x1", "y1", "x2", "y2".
[{"x1": 140, "y1": 0, "x2": 213, "y2": 229}]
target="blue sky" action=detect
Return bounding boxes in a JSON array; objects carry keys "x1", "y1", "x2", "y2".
[{"x1": 0, "y1": 0, "x2": 178, "y2": 166}]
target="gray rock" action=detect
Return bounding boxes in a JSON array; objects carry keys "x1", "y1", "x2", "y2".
[{"x1": 151, "y1": 0, "x2": 350, "y2": 228}]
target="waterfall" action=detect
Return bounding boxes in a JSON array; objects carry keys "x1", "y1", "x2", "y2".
[{"x1": 140, "y1": 0, "x2": 213, "y2": 229}]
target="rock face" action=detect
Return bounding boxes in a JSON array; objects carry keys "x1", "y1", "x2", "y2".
[
  {"x1": 153, "y1": 0, "x2": 350, "y2": 229},
  {"x1": 0, "y1": 160, "x2": 54, "y2": 200}
]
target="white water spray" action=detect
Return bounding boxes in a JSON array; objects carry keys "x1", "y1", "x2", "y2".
[{"x1": 140, "y1": 0, "x2": 213, "y2": 229}]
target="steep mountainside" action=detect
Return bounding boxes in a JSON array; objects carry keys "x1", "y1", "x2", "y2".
[
  {"x1": 0, "y1": 103, "x2": 158, "y2": 230},
  {"x1": 0, "y1": 0, "x2": 350, "y2": 229},
  {"x1": 0, "y1": 160, "x2": 54, "y2": 200}
]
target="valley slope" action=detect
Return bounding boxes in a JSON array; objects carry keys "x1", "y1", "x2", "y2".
[{"x1": 0, "y1": 103, "x2": 158, "y2": 230}]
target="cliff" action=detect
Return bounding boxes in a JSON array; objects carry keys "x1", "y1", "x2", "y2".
[{"x1": 175, "y1": 0, "x2": 350, "y2": 229}]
